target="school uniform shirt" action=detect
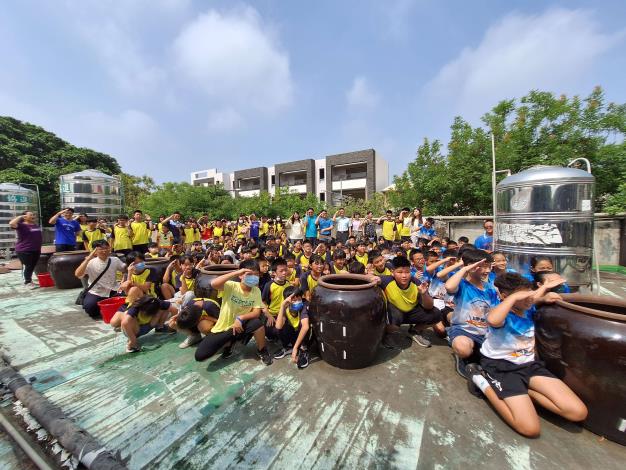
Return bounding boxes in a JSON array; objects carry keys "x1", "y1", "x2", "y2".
[
  {"x1": 300, "y1": 272, "x2": 321, "y2": 294},
  {"x1": 184, "y1": 227, "x2": 196, "y2": 243},
  {"x1": 329, "y1": 262, "x2": 348, "y2": 274},
  {"x1": 76, "y1": 224, "x2": 88, "y2": 244},
  {"x1": 487, "y1": 268, "x2": 517, "y2": 285},
  {"x1": 158, "y1": 231, "x2": 174, "y2": 248},
  {"x1": 287, "y1": 266, "x2": 301, "y2": 285},
  {"x1": 474, "y1": 233, "x2": 494, "y2": 251},
  {"x1": 178, "y1": 274, "x2": 196, "y2": 292},
  {"x1": 111, "y1": 225, "x2": 133, "y2": 251},
  {"x1": 146, "y1": 252, "x2": 160, "y2": 259},
  {"x1": 213, "y1": 226, "x2": 224, "y2": 238},
  {"x1": 54, "y1": 218, "x2": 81, "y2": 245},
  {"x1": 84, "y1": 228, "x2": 105, "y2": 250},
  {"x1": 373, "y1": 265, "x2": 392, "y2": 277},
  {"x1": 401, "y1": 217, "x2": 412, "y2": 237},
  {"x1": 194, "y1": 298, "x2": 220, "y2": 321},
  {"x1": 296, "y1": 253, "x2": 311, "y2": 270},
  {"x1": 131, "y1": 221, "x2": 151, "y2": 245},
  {"x1": 379, "y1": 276, "x2": 421, "y2": 312},
  {"x1": 395, "y1": 222, "x2": 403, "y2": 241},
  {"x1": 260, "y1": 222, "x2": 269, "y2": 237},
  {"x1": 125, "y1": 300, "x2": 171, "y2": 326},
  {"x1": 211, "y1": 280, "x2": 263, "y2": 334},
  {"x1": 481, "y1": 307, "x2": 536, "y2": 364},
  {"x1": 354, "y1": 253, "x2": 369, "y2": 267},
  {"x1": 285, "y1": 303, "x2": 309, "y2": 330},
  {"x1": 262, "y1": 280, "x2": 289, "y2": 316},
  {"x1": 130, "y1": 268, "x2": 159, "y2": 297},
  {"x1": 450, "y1": 278, "x2": 500, "y2": 336},
  {"x1": 381, "y1": 220, "x2": 396, "y2": 241}
]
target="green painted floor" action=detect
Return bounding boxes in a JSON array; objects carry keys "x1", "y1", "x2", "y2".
[{"x1": 0, "y1": 271, "x2": 625, "y2": 469}]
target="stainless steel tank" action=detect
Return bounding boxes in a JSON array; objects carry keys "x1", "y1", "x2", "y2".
[
  {"x1": 59, "y1": 169, "x2": 122, "y2": 219},
  {"x1": 495, "y1": 165, "x2": 595, "y2": 288},
  {"x1": 0, "y1": 183, "x2": 40, "y2": 256}
]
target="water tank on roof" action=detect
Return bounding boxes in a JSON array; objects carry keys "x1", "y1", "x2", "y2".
[
  {"x1": 59, "y1": 169, "x2": 122, "y2": 219},
  {"x1": 0, "y1": 183, "x2": 40, "y2": 255},
  {"x1": 494, "y1": 165, "x2": 595, "y2": 288}
]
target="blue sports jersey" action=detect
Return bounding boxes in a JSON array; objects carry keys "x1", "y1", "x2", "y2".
[
  {"x1": 450, "y1": 278, "x2": 500, "y2": 337},
  {"x1": 488, "y1": 268, "x2": 517, "y2": 285},
  {"x1": 55, "y1": 218, "x2": 81, "y2": 245},
  {"x1": 418, "y1": 226, "x2": 436, "y2": 239},
  {"x1": 481, "y1": 306, "x2": 536, "y2": 364},
  {"x1": 474, "y1": 234, "x2": 493, "y2": 251},
  {"x1": 249, "y1": 221, "x2": 260, "y2": 239}
]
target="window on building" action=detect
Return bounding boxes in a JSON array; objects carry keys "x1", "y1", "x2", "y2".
[
  {"x1": 271, "y1": 175, "x2": 275, "y2": 185},
  {"x1": 319, "y1": 168, "x2": 325, "y2": 180},
  {"x1": 320, "y1": 192, "x2": 325, "y2": 201}
]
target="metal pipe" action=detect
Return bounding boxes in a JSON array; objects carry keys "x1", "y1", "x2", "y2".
[
  {"x1": 568, "y1": 157, "x2": 592, "y2": 173},
  {"x1": 0, "y1": 408, "x2": 55, "y2": 470}
]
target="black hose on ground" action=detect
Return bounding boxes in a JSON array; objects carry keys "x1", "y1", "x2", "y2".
[{"x1": 0, "y1": 358, "x2": 127, "y2": 470}]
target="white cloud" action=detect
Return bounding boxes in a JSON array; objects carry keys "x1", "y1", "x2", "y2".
[
  {"x1": 207, "y1": 108, "x2": 245, "y2": 133},
  {"x1": 424, "y1": 8, "x2": 623, "y2": 122},
  {"x1": 381, "y1": 0, "x2": 419, "y2": 39},
  {"x1": 172, "y1": 7, "x2": 293, "y2": 114},
  {"x1": 346, "y1": 76, "x2": 380, "y2": 109}
]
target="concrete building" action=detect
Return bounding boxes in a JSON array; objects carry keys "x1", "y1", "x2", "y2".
[{"x1": 190, "y1": 148, "x2": 388, "y2": 202}]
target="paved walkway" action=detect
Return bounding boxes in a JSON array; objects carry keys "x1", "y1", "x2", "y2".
[{"x1": 0, "y1": 271, "x2": 624, "y2": 469}]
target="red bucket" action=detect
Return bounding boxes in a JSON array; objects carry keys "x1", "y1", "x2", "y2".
[
  {"x1": 37, "y1": 272, "x2": 55, "y2": 288},
  {"x1": 98, "y1": 296, "x2": 126, "y2": 324}
]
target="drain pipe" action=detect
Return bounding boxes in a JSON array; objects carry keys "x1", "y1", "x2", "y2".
[
  {"x1": 0, "y1": 409, "x2": 55, "y2": 470},
  {"x1": 0, "y1": 356, "x2": 126, "y2": 470}
]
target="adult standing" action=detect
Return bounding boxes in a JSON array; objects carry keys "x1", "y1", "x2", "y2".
[
  {"x1": 9, "y1": 211, "x2": 43, "y2": 288},
  {"x1": 409, "y1": 208, "x2": 424, "y2": 245},
  {"x1": 285, "y1": 211, "x2": 304, "y2": 244},
  {"x1": 333, "y1": 208, "x2": 350, "y2": 244},
  {"x1": 49, "y1": 207, "x2": 81, "y2": 252},
  {"x1": 474, "y1": 219, "x2": 494, "y2": 252},
  {"x1": 303, "y1": 208, "x2": 318, "y2": 245},
  {"x1": 350, "y1": 212, "x2": 363, "y2": 241},
  {"x1": 315, "y1": 209, "x2": 333, "y2": 244},
  {"x1": 130, "y1": 210, "x2": 153, "y2": 253},
  {"x1": 74, "y1": 239, "x2": 127, "y2": 319}
]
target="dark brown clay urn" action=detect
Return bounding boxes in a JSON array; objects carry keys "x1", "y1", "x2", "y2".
[
  {"x1": 34, "y1": 245, "x2": 56, "y2": 275},
  {"x1": 194, "y1": 264, "x2": 239, "y2": 302},
  {"x1": 144, "y1": 257, "x2": 170, "y2": 284},
  {"x1": 535, "y1": 293, "x2": 626, "y2": 445},
  {"x1": 308, "y1": 274, "x2": 386, "y2": 369},
  {"x1": 47, "y1": 250, "x2": 89, "y2": 289}
]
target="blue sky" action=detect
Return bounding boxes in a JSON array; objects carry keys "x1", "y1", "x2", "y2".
[{"x1": 1, "y1": 0, "x2": 625, "y2": 184}]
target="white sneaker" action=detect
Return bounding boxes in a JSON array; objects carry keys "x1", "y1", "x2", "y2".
[
  {"x1": 179, "y1": 334, "x2": 202, "y2": 349},
  {"x1": 28, "y1": 283, "x2": 39, "y2": 290}
]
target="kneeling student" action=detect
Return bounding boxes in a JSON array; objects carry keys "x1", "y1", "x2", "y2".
[
  {"x1": 169, "y1": 297, "x2": 220, "y2": 349},
  {"x1": 273, "y1": 286, "x2": 311, "y2": 368},
  {"x1": 110, "y1": 294, "x2": 178, "y2": 353},
  {"x1": 467, "y1": 272, "x2": 587, "y2": 437},
  {"x1": 194, "y1": 260, "x2": 273, "y2": 365}
]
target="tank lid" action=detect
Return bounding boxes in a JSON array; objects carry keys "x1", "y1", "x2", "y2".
[
  {"x1": 60, "y1": 169, "x2": 118, "y2": 179},
  {"x1": 0, "y1": 183, "x2": 34, "y2": 192},
  {"x1": 498, "y1": 166, "x2": 594, "y2": 189}
]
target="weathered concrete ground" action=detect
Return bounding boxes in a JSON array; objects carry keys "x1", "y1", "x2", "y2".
[{"x1": 0, "y1": 270, "x2": 624, "y2": 469}]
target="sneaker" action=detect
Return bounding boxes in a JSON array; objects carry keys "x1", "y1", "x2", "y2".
[
  {"x1": 221, "y1": 344, "x2": 233, "y2": 359},
  {"x1": 178, "y1": 334, "x2": 202, "y2": 349},
  {"x1": 453, "y1": 354, "x2": 469, "y2": 379},
  {"x1": 409, "y1": 331, "x2": 431, "y2": 348},
  {"x1": 26, "y1": 282, "x2": 39, "y2": 290},
  {"x1": 257, "y1": 347, "x2": 273, "y2": 366},
  {"x1": 154, "y1": 325, "x2": 176, "y2": 334},
  {"x1": 297, "y1": 348, "x2": 309, "y2": 369},
  {"x1": 465, "y1": 363, "x2": 485, "y2": 398},
  {"x1": 126, "y1": 345, "x2": 142, "y2": 353},
  {"x1": 273, "y1": 347, "x2": 293, "y2": 360}
]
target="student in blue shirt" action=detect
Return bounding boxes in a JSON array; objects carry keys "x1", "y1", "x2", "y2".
[
  {"x1": 488, "y1": 251, "x2": 517, "y2": 284},
  {"x1": 444, "y1": 249, "x2": 499, "y2": 378},
  {"x1": 302, "y1": 207, "x2": 318, "y2": 244},
  {"x1": 48, "y1": 207, "x2": 81, "y2": 252},
  {"x1": 248, "y1": 213, "x2": 260, "y2": 242},
  {"x1": 474, "y1": 219, "x2": 494, "y2": 251},
  {"x1": 466, "y1": 272, "x2": 587, "y2": 437},
  {"x1": 417, "y1": 217, "x2": 437, "y2": 240}
]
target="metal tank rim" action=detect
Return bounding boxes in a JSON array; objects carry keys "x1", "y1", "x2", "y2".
[{"x1": 497, "y1": 165, "x2": 594, "y2": 189}]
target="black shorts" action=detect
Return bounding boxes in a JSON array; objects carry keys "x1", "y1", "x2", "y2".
[
  {"x1": 480, "y1": 357, "x2": 556, "y2": 399},
  {"x1": 195, "y1": 318, "x2": 263, "y2": 362},
  {"x1": 387, "y1": 303, "x2": 444, "y2": 327}
]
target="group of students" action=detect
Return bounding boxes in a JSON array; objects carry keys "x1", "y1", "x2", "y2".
[{"x1": 22, "y1": 204, "x2": 589, "y2": 438}]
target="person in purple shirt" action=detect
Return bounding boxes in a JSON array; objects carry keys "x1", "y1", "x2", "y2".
[
  {"x1": 48, "y1": 207, "x2": 81, "y2": 252},
  {"x1": 474, "y1": 219, "x2": 494, "y2": 252},
  {"x1": 9, "y1": 210, "x2": 43, "y2": 288}
]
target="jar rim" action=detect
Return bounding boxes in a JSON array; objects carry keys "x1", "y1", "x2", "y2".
[{"x1": 317, "y1": 274, "x2": 380, "y2": 291}]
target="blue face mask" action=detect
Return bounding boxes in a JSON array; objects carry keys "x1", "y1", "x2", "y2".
[
  {"x1": 243, "y1": 274, "x2": 259, "y2": 287},
  {"x1": 290, "y1": 301, "x2": 304, "y2": 312},
  {"x1": 134, "y1": 262, "x2": 146, "y2": 271}
]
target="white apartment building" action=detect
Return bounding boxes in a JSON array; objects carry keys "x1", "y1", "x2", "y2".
[{"x1": 190, "y1": 149, "x2": 388, "y2": 203}]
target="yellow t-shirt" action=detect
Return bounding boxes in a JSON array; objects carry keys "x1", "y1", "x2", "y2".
[
  {"x1": 76, "y1": 223, "x2": 88, "y2": 243},
  {"x1": 382, "y1": 220, "x2": 396, "y2": 241},
  {"x1": 260, "y1": 222, "x2": 269, "y2": 237},
  {"x1": 159, "y1": 231, "x2": 174, "y2": 248},
  {"x1": 131, "y1": 268, "x2": 156, "y2": 297},
  {"x1": 179, "y1": 275, "x2": 196, "y2": 292},
  {"x1": 83, "y1": 228, "x2": 104, "y2": 249},
  {"x1": 212, "y1": 281, "x2": 263, "y2": 334},
  {"x1": 297, "y1": 253, "x2": 311, "y2": 270},
  {"x1": 213, "y1": 226, "x2": 224, "y2": 237},
  {"x1": 373, "y1": 266, "x2": 392, "y2": 277},
  {"x1": 380, "y1": 276, "x2": 419, "y2": 313},
  {"x1": 113, "y1": 225, "x2": 133, "y2": 250},
  {"x1": 401, "y1": 218, "x2": 412, "y2": 237},
  {"x1": 184, "y1": 227, "x2": 196, "y2": 243},
  {"x1": 264, "y1": 280, "x2": 288, "y2": 316},
  {"x1": 131, "y1": 221, "x2": 151, "y2": 245},
  {"x1": 355, "y1": 253, "x2": 369, "y2": 267}
]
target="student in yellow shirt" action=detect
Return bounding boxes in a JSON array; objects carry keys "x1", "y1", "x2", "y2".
[
  {"x1": 377, "y1": 210, "x2": 397, "y2": 249},
  {"x1": 83, "y1": 218, "x2": 105, "y2": 250},
  {"x1": 157, "y1": 225, "x2": 174, "y2": 254},
  {"x1": 75, "y1": 212, "x2": 88, "y2": 250},
  {"x1": 193, "y1": 260, "x2": 272, "y2": 364},
  {"x1": 130, "y1": 210, "x2": 153, "y2": 254},
  {"x1": 121, "y1": 252, "x2": 159, "y2": 298},
  {"x1": 354, "y1": 241, "x2": 369, "y2": 267},
  {"x1": 110, "y1": 215, "x2": 134, "y2": 255}
]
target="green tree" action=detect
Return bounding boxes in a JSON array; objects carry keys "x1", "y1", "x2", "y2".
[
  {"x1": 0, "y1": 116, "x2": 122, "y2": 219},
  {"x1": 604, "y1": 182, "x2": 626, "y2": 215},
  {"x1": 120, "y1": 173, "x2": 156, "y2": 214}
]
